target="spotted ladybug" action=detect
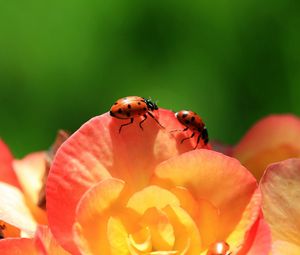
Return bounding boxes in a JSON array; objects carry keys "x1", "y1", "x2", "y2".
[
  {"x1": 173, "y1": 110, "x2": 209, "y2": 149},
  {"x1": 206, "y1": 241, "x2": 231, "y2": 255},
  {"x1": 110, "y1": 96, "x2": 164, "y2": 133}
]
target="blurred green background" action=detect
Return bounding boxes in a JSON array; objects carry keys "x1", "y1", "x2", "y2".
[{"x1": 1, "y1": 0, "x2": 300, "y2": 157}]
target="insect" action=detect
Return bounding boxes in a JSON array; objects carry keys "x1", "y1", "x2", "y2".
[
  {"x1": 206, "y1": 241, "x2": 231, "y2": 255},
  {"x1": 110, "y1": 96, "x2": 164, "y2": 133},
  {"x1": 173, "y1": 110, "x2": 209, "y2": 149}
]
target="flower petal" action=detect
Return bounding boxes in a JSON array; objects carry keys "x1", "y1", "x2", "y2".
[
  {"x1": 140, "y1": 207, "x2": 175, "y2": 250},
  {"x1": 0, "y1": 238, "x2": 38, "y2": 255},
  {"x1": 260, "y1": 159, "x2": 300, "y2": 252},
  {"x1": 73, "y1": 178, "x2": 127, "y2": 255},
  {"x1": 233, "y1": 114, "x2": 300, "y2": 180},
  {"x1": 152, "y1": 149, "x2": 259, "y2": 251},
  {"x1": 0, "y1": 182, "x2": 37, "y2": 235},
  {"x1": 13, "y1": 152, "x2": 46, "y2": 207},
  {"x1": 164, "y1": 205, "x2": 201, "y2": 254},
  {"x1": 236, "y1": 217, "x2": 271, "y2": 255},
  {"x1": 35, "y1": 225, "x2": 71, "y2": 255},
  {"x1": 0, "y1": 139, "x2": 20, "y2": 188},
  {"x1": 13, "y1": 152, "x2": 47, "y2": 224},
  {"x1": 126, "y1": 185, "x2": 180, "y2": 215},
  {"x1": 271, "y1": 240, "x2": 300, "y2": 255},
  {"x1": 47, "y1": 109, "x2": 193, "y2": 252}
]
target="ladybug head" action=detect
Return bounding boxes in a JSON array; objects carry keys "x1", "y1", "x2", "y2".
[
  {"x1": 144, "y1": 98, "x2": 158, "y2": 111},
  {"x1": 201, "y1": 127, "x2": 209, "y2": 145}
]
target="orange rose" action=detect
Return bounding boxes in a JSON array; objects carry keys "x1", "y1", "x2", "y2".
[{"x1": 0, "y1": 110, "x2": 270, "y2": 254}]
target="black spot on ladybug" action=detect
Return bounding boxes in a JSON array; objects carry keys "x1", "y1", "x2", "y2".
[
  {"x1": 138, "y1": 102, "x2": 141, "y2": 105},
  {"x1": 126, "y1": 112, "x2": 131, "y2": 117},
  {"x1": 143, "y1": 107, "x2": 147, "y2": 111},
  {"x1": 185, "y1": 120, "x2": 190, "y2": 125},
  {"x1": 191, "y1": 117, "x2": 195, "y2": 122},
  {"x1": 110, "y1": 111, "x2": 115, "y2": 117},
  {"x1": 182, "y1": 113, "x2": 188, "y2": 118},
  {"x1": 114, "y1": 102, "x2": 118, "y2": 105},
  {"x1": 128, "y1": 104, "x2": 131, "y2": 109},
  {"x1": 118, "y1": 109, "x2": 122, "y2": 114}
]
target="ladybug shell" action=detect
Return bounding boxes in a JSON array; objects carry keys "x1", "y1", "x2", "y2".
[
  {"x1": 110, "y1": 96, "x2": 149, "y2": 119},
  {"x1": 175, "y1": 110, "x2": 205, "y2": 132},
  {"x1": 206, "y1": 241, "x2": 231, "y2": 255}
]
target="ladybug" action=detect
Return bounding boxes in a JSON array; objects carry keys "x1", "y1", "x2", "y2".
[
  {"x1": 206, "y1": 241, "x2": 231, "y2": 255},
  {"x1": 173, "y1": 110, "x2": 209, "y2": 149},
  {"x1": 110, "y1": 96, "x2": 164, "y2": 133}
]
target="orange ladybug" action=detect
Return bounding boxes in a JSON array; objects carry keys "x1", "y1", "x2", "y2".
[
  {"x1": 206, "y1": 241, "x2": 231, "y2": 255},
  {"x1": 173, "y1": 110, "x2": 209, "y2": 149},
  {"x1": 110, "y1": 96, "x2": 164, "y2": 133}
]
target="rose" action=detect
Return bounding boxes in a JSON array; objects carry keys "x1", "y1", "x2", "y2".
[{"x1": 45, "y1": 109, "x2": 269, "y2": 254}]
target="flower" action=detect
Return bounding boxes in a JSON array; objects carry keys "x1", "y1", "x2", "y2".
[
  {"x1": 260, "y1": 158, "x2": 300, "y2": 255},
  {"x1": 0, "y1": 139, "x2": 46, "y2": 238},
  {"x1": 42, "y1": 109, "x2": 270, "y2": 254},
  {"x1": 0, "y1": 130, "x2": 69, "y2": 236},
  {"x1": 232, "y1": 114, "x2": 300, "y2": 180}
]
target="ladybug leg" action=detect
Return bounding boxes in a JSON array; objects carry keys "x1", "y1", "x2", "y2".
[
  {"x1": 119, "y1": 118, "x2": 134, "y2": 133},
  {"x1": 139, "y1": 114, "x2": 148, "y2": 130},
  {"x1": 170, "y1": 127, "x2": 189, "y2": 133},
  {"x1": 180, "y1": 132, "x2": 195, "y2": 144},
  {"x1": 194, "y1": 133, "x2": 202, "y2": 149},
  {"x1": 147, "y1": 111, "x2": 165, "y2": 129}
]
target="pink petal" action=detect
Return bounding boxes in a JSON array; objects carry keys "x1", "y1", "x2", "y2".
[
  {"x1": 46, "y1": 109, "x2": 196, "y2": 253},
  {"x1": 260, "y1": 159, "x2": 300, "y2": 253},
  {"x1": 233, "y1": 114, "x2": 300, "y2": 180},
  {"x1": 0, "y1": 139, "x2": 20, "y2": 188},
  {"x1": 0, "y1": 238, "x2": 38, "y2": 255},
  {"x1": 236, "y1": 217, "x2": 271, "y2": 255}
]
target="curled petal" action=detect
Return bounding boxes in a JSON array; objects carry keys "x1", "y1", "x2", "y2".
[
  {"x1": 73, "y1": 178, "x2": 127, "y2": 255},
  {"x1": 127, "y1": 185, "x2": 180, "y2": 215},
  {"x1": 260, "y1": 159, "x2": 300, "y2": 253},
  {"x1": 236, "y1": 217, "x2": 271, "y2": 255},
  {"x1": 233, "y1": 115, "x2": 300, "y2": 179},
  {"x1": 152, "y1": 150, "x2": 259, "y2": 251}
]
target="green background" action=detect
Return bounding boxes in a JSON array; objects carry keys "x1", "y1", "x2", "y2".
[{"x1": 1, "y1": 0, "x2": 300, "y2": 157}]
